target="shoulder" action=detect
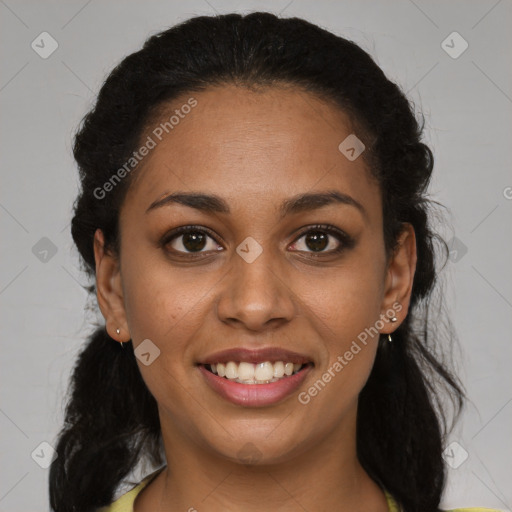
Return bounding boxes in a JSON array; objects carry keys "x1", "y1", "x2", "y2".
[
  {"x1": 97, "y1": 467, "x2": 165, "y2": 512},
  {"x1": 100, "y1": 482, "x2": 504, "y2": 512},
  {"x1": 447, "y1": 509, "x2": 505, "y2": 512},
  {"x1": 385, "y1": 491, "x2": 503, "y2": 512}
]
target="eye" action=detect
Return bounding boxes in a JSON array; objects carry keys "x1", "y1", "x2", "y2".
[
  {"x1": 289, "y1": 224, "x2": 354, "y2": 255},
  {"x1": 161, "y1": 226, "x2": 222, "y2": 256},
  {"x1": 160, "y1": 224, "x2": 354, "y2": 259}
]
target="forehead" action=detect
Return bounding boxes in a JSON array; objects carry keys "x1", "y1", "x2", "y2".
[{"x1": 122, "y1": 84, "x2": 380, "y2": 219}]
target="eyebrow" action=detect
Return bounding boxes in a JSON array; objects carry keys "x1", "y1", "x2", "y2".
[{"x1": 145, "y1": 190, "x2": 367, "y2": 220}]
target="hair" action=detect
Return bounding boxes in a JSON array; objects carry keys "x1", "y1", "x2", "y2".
[{"x1": 49, "y1": 11, "x2": 465, "y2": 512}]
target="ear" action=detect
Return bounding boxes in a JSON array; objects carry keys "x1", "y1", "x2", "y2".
[
  {"x1": 93, "y1": 228, "x2": 130, "y2": 342},
  {"x1": 379, "y1": 222, "x2": 417, "y2": 334}
]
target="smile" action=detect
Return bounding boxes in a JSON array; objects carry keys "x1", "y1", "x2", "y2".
[
  {"x1": 205, "y1": 361, "x2": 306, "y2": 384},
  {"x1": 197, "y1": 347, "x2": 313, "y2": 406}
]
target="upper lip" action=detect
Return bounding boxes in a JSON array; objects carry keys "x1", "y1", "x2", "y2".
[{"x1": 198, "y1": 347, "x2": 312, "y2": 365}]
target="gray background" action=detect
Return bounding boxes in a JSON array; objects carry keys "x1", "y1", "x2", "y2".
[{"x1": 0, "y1": 1, "x2": 511, "y2": 510}]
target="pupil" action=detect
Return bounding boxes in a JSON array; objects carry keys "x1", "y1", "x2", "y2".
[
  {"x1": 181, "y1": 232, "x2": 328, "y2": 253},
  {"x1": 306, "y1": 232, "x2": 328, "y2": 252},
  {"x1": 183, "y1": 232, "x2": 206, "y2": 252}
]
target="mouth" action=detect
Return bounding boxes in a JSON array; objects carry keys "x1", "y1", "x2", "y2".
[
  {"x1": 202, "y1": 361, "x2": 310, "y2": 384},
  {"x1": 197, "y1": 347, "x2": 314, "y2": 407}
]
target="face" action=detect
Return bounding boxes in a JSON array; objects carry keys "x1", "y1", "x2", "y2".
[{"x1": 94, "y1": 84, "x2": 416, "y2": 466}]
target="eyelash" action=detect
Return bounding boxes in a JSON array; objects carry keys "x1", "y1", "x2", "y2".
[{"x1": 160, "y1": 224, "x2": 355, "y2": 260}]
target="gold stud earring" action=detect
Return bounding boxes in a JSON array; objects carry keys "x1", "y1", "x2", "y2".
[
  {"x1": 115, "y1": 328, "x2": 125, "y2": 348},
  {"x1": 388, "y1": 316, "x2": 398, "y2": 343}
]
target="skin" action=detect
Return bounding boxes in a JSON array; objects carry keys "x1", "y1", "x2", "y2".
[{"x1": 93, "y1": 84, "x2": 417, "y2": 511}]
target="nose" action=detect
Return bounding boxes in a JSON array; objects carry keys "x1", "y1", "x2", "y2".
[{"x1": 215, "y1": 244, "x2": 296, "y2": 332}]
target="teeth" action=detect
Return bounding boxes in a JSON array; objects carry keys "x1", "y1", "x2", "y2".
[
  {"x1": 254, "y1": 362, "x2": 274, "y2": 382},
  {"x1": 238, "y1": 362, "x2": 255, "y2": 381},
  {"x1": 207, "y1": 360, "x2": 305, "y2": 384},
  {"x1": 225, "y1": 361, "x2": 237, "y2": 379},
  {"x1": 273, "y1": 361, "x2": 284, "y2": 378}
]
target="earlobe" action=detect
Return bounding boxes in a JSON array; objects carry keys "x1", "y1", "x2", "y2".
[
  {"x1": 380, "y1": 223, "x2": 417, "y2": 333},
  {"x1": 93, "y1": 229, "x2": 130, "y2": 341}
]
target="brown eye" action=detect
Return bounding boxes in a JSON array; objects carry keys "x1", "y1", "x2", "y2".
[
  {"x1": 289, "y1": 225, "x2": 354, "y2": 255},
  {"x1": 302, "y1": 231, "x2": 330, "y2": 252},
  {"x1": 161, "y1": 226, "x2": 222, "y2": 255}
]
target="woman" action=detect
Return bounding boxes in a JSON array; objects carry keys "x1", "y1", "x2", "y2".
[{"x1": 48, "y1": 11, "x2": 500, "y2": 512}]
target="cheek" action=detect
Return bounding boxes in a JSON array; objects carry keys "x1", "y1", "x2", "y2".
[
  {"x1": 306, "y1": 256, "x2": 385, "y2": 339},
  {"x1": 119, "y1": 250, "x2": 206, "y2": 409},
  {"x1": 303, "y1": 254, "x2": 385, "y2": 391},
  {"x1": 296, "y1": 286, "x2": 381, "y2": 427},
  {"x1": 120, "y1": 248, "x2": 198, "y2": 348}
]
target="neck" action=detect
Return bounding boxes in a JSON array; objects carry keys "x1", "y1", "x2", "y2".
[{"x1": 135, "y1": 408, "x2": 389, "y2": 512}]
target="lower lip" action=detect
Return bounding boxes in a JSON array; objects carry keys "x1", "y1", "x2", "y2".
[{"x1": 198, "y1": 364, "x2": 312, "y2": 407}]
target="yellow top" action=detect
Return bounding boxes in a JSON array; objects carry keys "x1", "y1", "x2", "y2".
[{"x1": 97, "y1": 467, "x2": 502, "y2": 512}]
